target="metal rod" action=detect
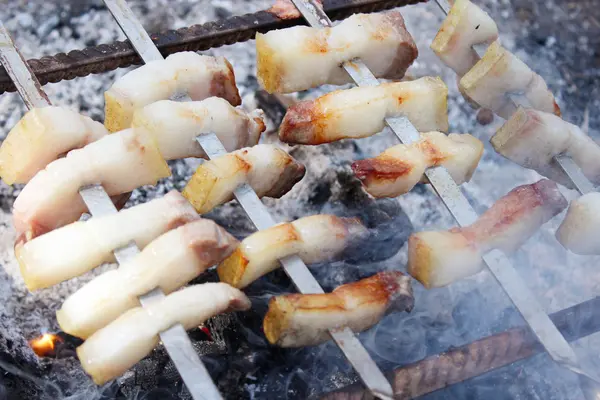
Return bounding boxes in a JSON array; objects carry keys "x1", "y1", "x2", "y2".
[
  {"x1": 289, "y1": 0, "x2": 600, "y2": 395},
  {"x1": 321, "y1": 295, "x2": 600, "y2": 399},
  {"x1": 102, "y1": 0, "x2": 396, "y2": 398},
  {"x1": 0, "y1": 20, "x2": 221, "y2": 400}
]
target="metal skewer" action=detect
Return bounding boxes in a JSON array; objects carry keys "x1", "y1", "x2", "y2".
[
  {"x1": 290, "y1": 0, "x2": 600, "y2": 397},
  {"x1": 102, "y1": 0, "x2": 395, "y2": 398},
  {"x1": 434, "y1": 0, "x2": 595, "y2": 195},
  {"x1": 0, "y1": 21, "x2": 222, "y2": 400}
]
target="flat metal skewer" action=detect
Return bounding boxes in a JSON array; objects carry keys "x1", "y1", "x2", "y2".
[
  {"x1": 290, "y1": 0, "x2": 600, "y2": 397},
  {"x1": 0, "y1": 20, "x2": 222, "y2": 400},
  {"x1": 102, "y1": 0, "x2": 395, "y2": 398},
  {"x1": 434, "y1": 0, "x2": 595, "y2": 195}
]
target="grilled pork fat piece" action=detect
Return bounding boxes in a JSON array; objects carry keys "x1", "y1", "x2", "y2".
[
  {"x1": 16, "y1": 191, "x2": 198, "y2": 291},
  {"x1": 58, "y1": 219, "x2": 237, "y2": 339},
  {"x1": 556, "y1": 193, "x2": 600, "y2": 255},
  {"x1": 217, "y1": 215, "x2": 368, "y2": 289},
  {"x1": 104, "y1": 52, "x2": 241, "y2": 132},
  {"x1": 131, "y1": 98, "x2": 265, "y2": 160},
  {"x1": 408, "y1": 179, "x2": 567, "y2": 288},
  {"x1": 256, "y1": 11, "x2": 418, "y2": 93},
  {"x1": 183, "y1": 144, "x2": 305, "y2": 214},
  {"x1": 263, "y1": 271, "x2": 414, "y2": 347},
  {"x1": 12, "y1": 129, "x2": 170, "y2": 240},
  {"x1": 0, "y1": 107, "x2": 108, "y2": 185},
  {"x1": 431, "y1": 0, "x2": 498, "y2": 77},
  {"x1": 352, "y1": 131, "x2": 483, "y2": 198},
  {"x1": 460, "y1": 41, "x2": 560, "y2": 119},
  {"x1": 491, "y1": 107, "x2": 600, "y2": 187},
  {"x1": 279, "y1": 77, "x2": 449, "y2": 145},
  {"x1": 77, "y1": 283, "x2": 250, "y2": 385}
]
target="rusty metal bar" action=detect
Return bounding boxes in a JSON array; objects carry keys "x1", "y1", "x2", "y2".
[
  {"x1": 321, "y1": 296, "x2": 600, "y2": 399},
  {"x1": 0, "y1": 0, "x2": 425, "y2": 94}
]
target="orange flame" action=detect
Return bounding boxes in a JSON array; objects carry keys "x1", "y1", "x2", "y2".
[{"x1": 29, "y1": 333, "x2": 62, "y2": 357}]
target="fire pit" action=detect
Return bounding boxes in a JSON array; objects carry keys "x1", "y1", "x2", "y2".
[{"x1": 0, "y1": 0, "x2": 599, "y2": 399}]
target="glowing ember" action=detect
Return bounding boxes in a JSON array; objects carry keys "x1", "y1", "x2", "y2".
[{"x1": 29, "y1": 333, "x2": 63, "y2": 358}]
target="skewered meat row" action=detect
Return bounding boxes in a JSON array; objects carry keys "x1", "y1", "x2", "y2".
[
  {"x1": 256, "y1": 11, "x2": 418, "y2": 94},
  {"x1": 183, "y1": 144, "x2": 305, "y2": 214},
  {"x1": 57, "y1": 219, "x2": 237, "y2": 339},
  {"x1": 459, "y1": 40, "x2": 560, "y2": 119},
  {"x1": 491, "y1": 107, "x2": 600, "y2": 188},
  {"x1": 77, "y1": 283, "x2": 251, "y2": 385},
  {"x1": 16, "y1": 191, "x2": 198, "y2": 290},
  {"x1": 0, "y1": 107, "x2": 108, "y2": 185},
  {"x1": 352, "y1": 131, "x2": 483, "y2": 198},
  {"x1": 279, "y1": 77, "x2": 449, "y2": 145},
  {"x1": 430, "y1": 0, "x2": 498, "y2": 77},
  {"x1": 408, "y1": 179, "x2": 567, "y2": 288},
  {"x1": 13, "y1": 128, "x2": 171, "y2": 240},
  {"x1": 556, "y1": 193, "x2": 600, "y2": 255},
  {"x1": 105, "y1": 52, "x2": 241, "y2": 132},
  {"x1": 217, "y1": 215, "x2": 368, "y2": 289},
  {"x1": 131, "y1": 98, "x2": 265, "y2": 160},
  {"x1": 264, "y1": 271, "x2": 414, "y2": 347}
]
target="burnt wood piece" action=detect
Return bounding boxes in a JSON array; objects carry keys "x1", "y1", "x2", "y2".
[
  {"x1": 0, "y1": 0, "x2": 426, "y2": 94},
  {"x1": 320, "y1": 296, "x2": 600, "y2": 399}
]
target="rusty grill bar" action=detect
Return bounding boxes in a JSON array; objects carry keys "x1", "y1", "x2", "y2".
[{"x1": 0, "y1": 0, "x2": 426, "y2": 95}]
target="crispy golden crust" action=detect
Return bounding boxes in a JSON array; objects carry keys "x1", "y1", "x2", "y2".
[
  {"x1": 104, "y1": 91, "x2": 131, "y2": 133},
  {"x1": 216, "y1": 247, "x2": 249, "y2": 288},
  {"x1": 263, "y1": 271, "x2": 414, "y2": 345},
  {"x1": 279, "y1": 99, "x2": 327, "y2": 144},
  {"x1": 352, "y1": 156, "x2": 413, "y2": 186},
  {"x1": 256, "y1": 33, "x2": 282, "y2": 94}
]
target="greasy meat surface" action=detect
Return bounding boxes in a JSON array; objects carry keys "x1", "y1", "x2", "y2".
[
  {"x1": 217, "y1": 215, "x2": 368, "y2": 289},
  {"x1": 57, "y1": 219, "x2": 237, "y2": 339},
  {"x1": 352, "y1": 131, "x2": 483, "y2": 198},
  {"x1": 16, "y1": 191, "x2": 198, "y2": 290},
  {"x1": 279, "y1": 77, "x2": 448, "y2": 145},
  {"x1": 77, "y1": 283, "x2": 250, "y2": 385},
  {"x1": 460, "y1": 41, "x2": 560, "y2": 119},
  {"x1": 408, "y1": 179, "x2": 567, "y2": 288},
  {"x1": 491, "y1": 107, "x2": 600, "y2": 187},
  {"x1": 12, "y1": 129, "x2": 170, "y2": 240},
  {"x1": 104, "y1": 52, "x2": 241, "y2": 132},
  {"x1": 256, "y1": 11, "x2": 418, "y2": 93},
  {"x1": 431, "y1": 0, "x2": 499, "y2": 77},
  {"x1": 131, "y1": 97, "x2": 265, "y2": 160},
  {"x1": 556, "y1": 193, "x2": 600, "y2": 255},
  {"x1": 0, "y1": 107, "x2": 108, "y2": 185},
  {"x1": 183, "y1": 144, "x2": 305, "y2": 214},
  {"x1": 263, "y1": 271, "x2": 414, "y2": 347}
]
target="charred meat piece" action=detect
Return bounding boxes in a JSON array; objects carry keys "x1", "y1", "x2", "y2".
[
  {"x1": 431, "y1": 0, "x2": 498, "y2": 77},
  {"x1": 408, "y1": 179, "x2": 567, "y2": 288},
  {"x1": 57, "y1": 219, "x2": 237, "y2": 339},
  {"x1": 0, "y1": 107, "x2": 108, "y2": 185},
  {"x1": 104, "y1": 52, "x2": 241, "y2": 132},
  {"x1": 217, "y1": 215, "x2": 368, "y2": 289},
  {"x1": 131, "y1": 97, "x2": 265, "y2": 160},
  {"x1": 256, "y1": 11, "x2": 418, "y2": 93},
  {"x1": 12, "y1": 129, "x2": 170, "y2": 240},
  {"x1": 556, "y1": 193, "x2": 600, "y2": 255},
  {"x1": 16, "y1": 191, "x2": 198, "y2": 291},
  {"x1": 460, "y1": 41, "x2": 560, "y2": 119},
  {"x1": 183, "y1": 144, "x2": 305, "y2": 214},
  {"x1": 77, "y1": 283, "x2": 251, "y2": 385},
  {"x1": 279, "y1": 77, "x2": 448, "y2": 145},
  {"x1": 352, "y1": 131, "x2": 483, "y2": 198},
  {"x1": 491, "y1": 107, "x2": 600, "y2": 188},
  {"x1": 263, "y1": 271, "x2": 414, "y2": 347}
]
